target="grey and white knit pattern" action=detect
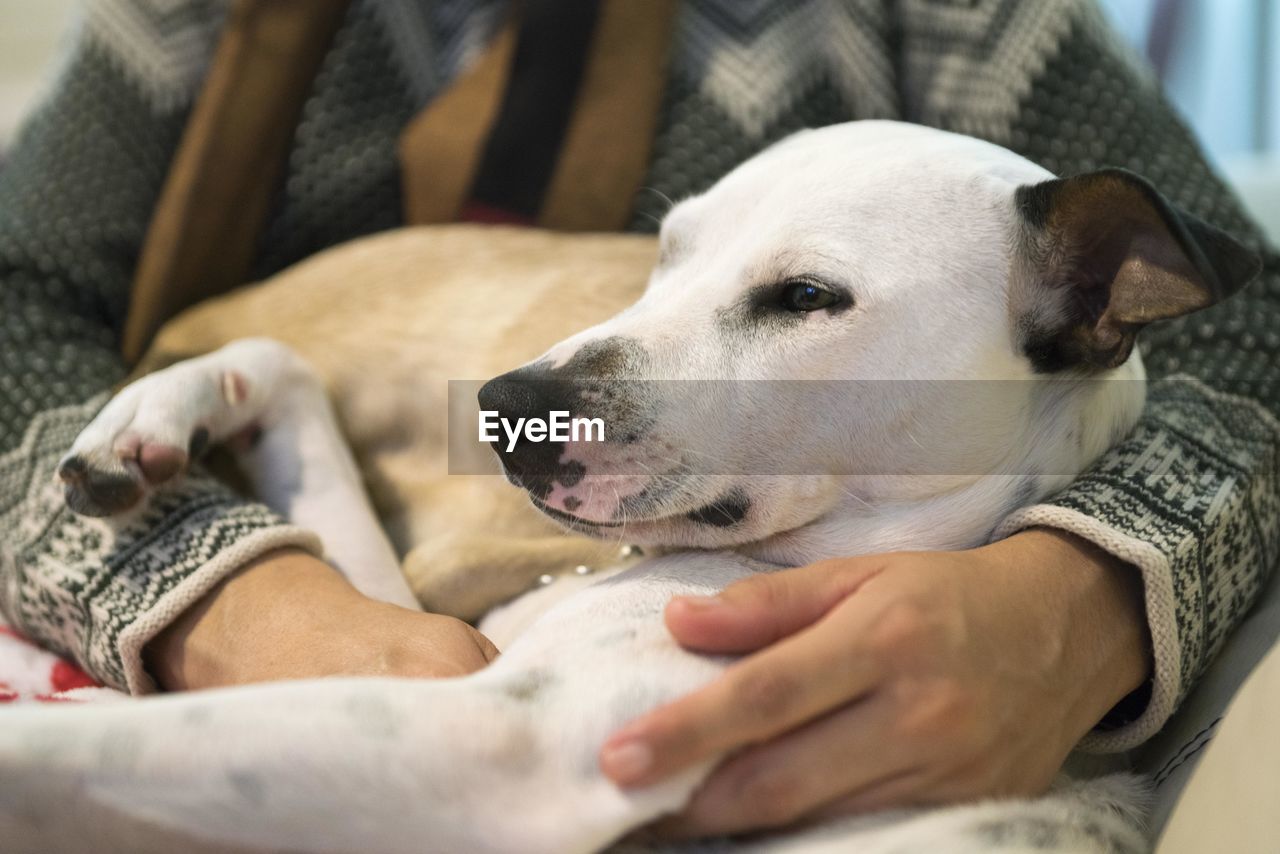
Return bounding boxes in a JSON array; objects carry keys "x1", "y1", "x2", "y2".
[
  {"x1": 0, "y1": 0, "x2": 1276, "y2": 757},
  {"x1": 0, "y1": 5, "x2": 322, "y2": 692},
  {"x1": 82, "y1": 0, "x2": 231, "y2": 111},
  {"x1": 671, "y1": 0, "x2": 898, "y2": 136},
  {"x1": 0, "y1": 398, "x2": 320, "y2": 691}
]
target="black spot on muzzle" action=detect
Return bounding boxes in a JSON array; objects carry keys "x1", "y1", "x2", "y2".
[{"x1": 686, "y1": 487, "x2": 750, "y2": 527}]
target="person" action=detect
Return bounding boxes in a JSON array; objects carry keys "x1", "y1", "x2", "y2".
[{"x1": 0, "y1": 0, "x2": 1274, "y2": 840}]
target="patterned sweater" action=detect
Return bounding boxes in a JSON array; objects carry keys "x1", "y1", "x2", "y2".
[{"x1": 0, "y1": 0, "x2": 1275, "y2": 753}]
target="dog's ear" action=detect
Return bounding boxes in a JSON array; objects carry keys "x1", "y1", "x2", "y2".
[{"x1": 1014, "y1": 167, "x2": 1260, "y2": 372}]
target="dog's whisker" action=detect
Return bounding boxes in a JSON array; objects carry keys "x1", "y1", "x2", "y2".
[
  {"x1": 640, "y1": 186, "x2": 677, "y2": 213},
  {"x1": 610, "y1": 482, "x2": 631, "y2": 550},
  {"x1": 840, "y1": 486, "x2": 875, "y2": 510}
]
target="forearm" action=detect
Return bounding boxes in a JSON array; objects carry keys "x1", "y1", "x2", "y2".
[
  {"x1": 993, "y1": 387, "x2": 1280, "y2": 750},
  {"x1": 147, "y1": 549, "x2": 500, "y2": 692},
  {"x1": 978, "y1": 529, "x2": 1151, "y2": 742},
  {"x1": 147, "y1": 548, "x2": 371, "y2": 691}
]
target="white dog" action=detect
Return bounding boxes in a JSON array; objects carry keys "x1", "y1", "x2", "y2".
[{"x1": 3, "y1": 122, "x2": 1255, "y2": 853}]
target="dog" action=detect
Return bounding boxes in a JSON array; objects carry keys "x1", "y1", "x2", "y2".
[{"x1": 2, "y1": 121, "x2": 1255, "y2": 853}]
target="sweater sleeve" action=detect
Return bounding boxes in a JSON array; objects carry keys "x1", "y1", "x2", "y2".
[
  {"x1": 897, "y1": 0, "x2": 1280, "y2": 750},
  {"x1": 0, "y1": 2, "x2": 321, "y2": 694}
]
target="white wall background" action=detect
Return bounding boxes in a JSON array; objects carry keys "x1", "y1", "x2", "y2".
[
  {"x1": 1098, "y1": 0, "x2": 1280, "y2": 240},
  {"x1": 0, "y1": 0, "x2": 78, "y2": 146}
]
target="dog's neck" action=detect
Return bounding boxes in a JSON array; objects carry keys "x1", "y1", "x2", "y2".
[
  {"x1": 740, "y1": 361, "x2": 1147, "y2": 566},
  {"x1": 743, "y1": 476, "x2": 1037, "y2": 564}
]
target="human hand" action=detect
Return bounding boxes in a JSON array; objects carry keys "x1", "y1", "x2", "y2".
[
  {"x1": 146, "y1": 548, "x2": 499, "y2": 691},
  {"x1": 599, "y1": 529, "x2": 1149, "y2": 838}
]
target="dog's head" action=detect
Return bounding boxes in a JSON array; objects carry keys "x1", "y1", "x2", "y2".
[{"x1": 479, "y1": 122, "x2": 1258, "y2": 552}]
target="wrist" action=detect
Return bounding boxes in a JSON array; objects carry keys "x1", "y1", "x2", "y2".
[
  {"x1": 979, "y1": 528, "x2": 1151, "y2": 740},
  {"x1": 144, "y1": 547, "x2": 359, "y2": 690}
]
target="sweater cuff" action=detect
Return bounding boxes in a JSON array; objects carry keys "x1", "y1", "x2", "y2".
[{"x1": 990, "y1": 504, "x2": 1182, "y2": 753}]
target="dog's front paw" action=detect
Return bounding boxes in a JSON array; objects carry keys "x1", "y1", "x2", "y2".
[{"x1": 59, "y1": 362, "x2": 251, "y2": 517}]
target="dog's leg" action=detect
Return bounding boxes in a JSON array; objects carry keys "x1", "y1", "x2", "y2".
[
  {"x1": 60, "y1": 337, "x2": 417, "y2": 608},
  {"x1": 0, "y1": 553, "x2": 760, "y2": 854},
  {"x1": 736, "y1": 774, "x2": 1149, "y2": 853}
]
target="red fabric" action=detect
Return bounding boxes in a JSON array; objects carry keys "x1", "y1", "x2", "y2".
[
  {"x1": 51, "y1": 659, "x2": 99, "y2": 692},
  {"x1": 0, "y1": 616, "x2": 105, "y2": 703},
  {"x1": 459, "y1": 200, "x2": 536, "y2": 226}
]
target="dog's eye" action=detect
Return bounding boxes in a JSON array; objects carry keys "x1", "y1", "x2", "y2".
[{"x1": 777, "y1": 280, "x2": 841, "y2": 312}]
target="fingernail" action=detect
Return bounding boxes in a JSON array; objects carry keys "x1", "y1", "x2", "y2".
[
  {"x1": 601, "y1": 739, "x2": 653, "y2": 783},
  {"x1": 675, "y1": 595, "x2": 723, "y2": 611}
]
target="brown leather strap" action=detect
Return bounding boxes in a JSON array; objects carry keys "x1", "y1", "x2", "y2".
[
  {"x1": 398, "y1": 19, "x2": 520, "y2": 225},
  {"x1": 538, "y1": 0, "x2": 678, "y2": 230},
  {"x1": 398, "y1": 0, "x2": 678, "y2": 231},
  {"x1": 123, "y1": 0, "x2": 351, "y2": 364}
]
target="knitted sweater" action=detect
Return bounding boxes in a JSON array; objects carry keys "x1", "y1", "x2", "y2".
[{"x1": 0, "y1": 0, "x2": 1275, "y2": 753}]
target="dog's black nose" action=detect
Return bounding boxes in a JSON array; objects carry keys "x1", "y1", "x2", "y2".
[
  {"x1": 478, "y1": 367, "x2": 575, "y2": 497},
  {"x1": 477, "y1": 370, "x2": 544, "y2": 426}
]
